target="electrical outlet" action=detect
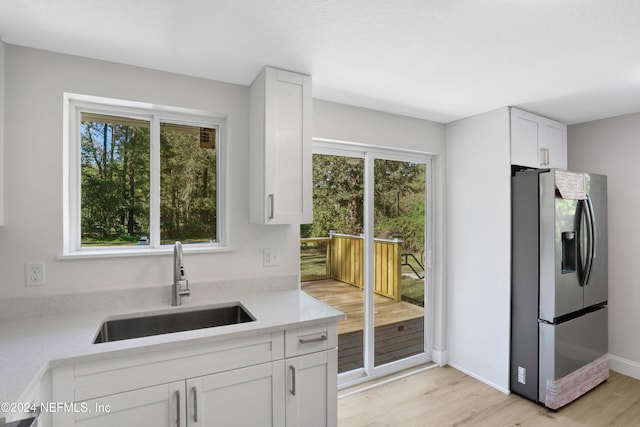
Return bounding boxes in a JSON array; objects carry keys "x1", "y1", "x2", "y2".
[
  {"x1": 263, "y1": 248, "x2": 281, "y2": 266},
  {"x1": 518, "y1": 366, "x2": 526, "y2": 384},
  {"x1": 25, "y1": 262, "x2": 46, "y2": 286}
]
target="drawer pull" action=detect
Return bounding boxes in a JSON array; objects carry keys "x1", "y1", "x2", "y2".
[{"x1": 299, "y1": 334, "x2": 327, "y2": 344}]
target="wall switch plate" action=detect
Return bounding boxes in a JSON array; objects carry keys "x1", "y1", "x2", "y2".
[
  {"x1": 25, "y1": 262, "x2": 46, "y2": 286},
  {"x1": 263, "y1": 248, "x2": 281, "y2": 266}
]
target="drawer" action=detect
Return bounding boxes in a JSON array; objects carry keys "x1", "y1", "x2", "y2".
[
  {"x1": 72, "y1": 331, "x2": 284, "y2": 401},
  {"x1": 285, "y1": 322, "x2": 337, "y2": 358}
]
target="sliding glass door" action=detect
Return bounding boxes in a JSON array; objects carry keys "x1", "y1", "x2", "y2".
[
  {"x1": 300, "y1": 141, "x2": 433, "y2": 385},
  {"x1": 373, "y1": 158, "x2": 426, "y2": 367},
  {"x1": 301, "y1": 152, "x2": 365, "y2": 373}
]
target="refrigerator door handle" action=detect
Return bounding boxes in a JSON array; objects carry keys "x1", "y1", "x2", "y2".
[
  {"x1": 586, "y1": 195, "x2": 597, "y2": 261},
  {"x1": 585, "y1": 196, "x2": 596, "y2": 285},
  {"x1": 579, "y1": 196, "x2": 596, "y2": 287}
]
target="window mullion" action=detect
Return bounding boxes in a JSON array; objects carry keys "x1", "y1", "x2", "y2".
[
  {"x1": 68, "y1": 104, "x2": 81, "y2": 252},
  {"x1": 150, "y1": 115, "x2": 161, "y2": 248}
]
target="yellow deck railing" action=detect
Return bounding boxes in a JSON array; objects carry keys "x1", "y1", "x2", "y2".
[{"x1": 301, "y1": 233, "x2": 402, "y2": 302}]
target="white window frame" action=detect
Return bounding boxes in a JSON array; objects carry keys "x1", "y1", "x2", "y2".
[{"x1": 62, "y1": 93, "x2": 228, "y2": 258}]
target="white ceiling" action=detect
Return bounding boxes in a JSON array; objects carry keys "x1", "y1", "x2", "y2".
[{"x1": 1, "y1": 0, "x2": 639, "y2": 124}]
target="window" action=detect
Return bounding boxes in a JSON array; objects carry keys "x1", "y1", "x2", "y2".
[{"x1": 64, "y1": 94, "x2": 226, "y2": 256}]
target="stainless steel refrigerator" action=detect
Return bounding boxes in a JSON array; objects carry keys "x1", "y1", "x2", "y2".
[{"x1": 510, "y1": 169, "x2": 609, "y2": 409}]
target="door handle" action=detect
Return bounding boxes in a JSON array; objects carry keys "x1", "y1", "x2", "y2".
[
  {"x1": 577, "y1": 197, "x2": 595, "y2": 286},
  {"x1": 192, "y1": 386, "x2": 198, "y2": 422},
  {"x1": 583, "y1": 196, "x2": 596, "y2": 285},
  {"x1": 539, "y1": 148, "x2": 550, "y2": 166},
  {"x1": 175, "y1": 390, "x2": 181, "y2": 427},
  {"x1": 289, "y1": 365, "x2": 296, "y2": 396},
  {"x1": 268, "y1": 194, "x2": 275, "y2": 220},
  {"x1": 539, "y1": 148, "x2": 546, "y2": 166},
  {"x1": 586, "y1": 196, "x2": 597, "y2": 260}
]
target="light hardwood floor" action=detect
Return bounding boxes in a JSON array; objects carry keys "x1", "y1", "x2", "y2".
[{"x1": 338, "y1": 366, "x2": 640, "y2": 426}]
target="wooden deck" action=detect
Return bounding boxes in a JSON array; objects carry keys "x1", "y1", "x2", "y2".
[
  {"x1": 302, "y1": 279, "x2": 425, "y2": 372},
  {"x1": 302, "y1": 279, "x2": 424, "y2": 335}
]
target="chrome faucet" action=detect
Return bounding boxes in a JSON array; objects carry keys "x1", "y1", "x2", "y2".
[{"x1": 172, "y1": 241, "x2": 190, "y2": 306}]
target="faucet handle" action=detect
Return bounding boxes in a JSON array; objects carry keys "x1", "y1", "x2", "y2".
[{"x1": 178, "y1": 279, "x2": 191, "y2": 297}]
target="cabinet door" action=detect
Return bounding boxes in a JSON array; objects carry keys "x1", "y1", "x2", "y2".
[
  {"x1": 541, "y1": 119, "x2": 566, "y2": 169},
  {"x1": 74, "y1": 381, "x2": 183, "y2": 427},
  {"x1": 188, "y1": 361, "x2": 285, "y2": 426},
  {"x1": 265, "y1": 68, "x2": 312, "y2": 224},
  {"x1": 286, "y1": 349, "x2": 338, "y2": 427},
  {"x1": 250, "y1": 66, "x2": 312, "y2": 224},
  {"x1": 510, "y1": 108, "x2": 567, "y2": 169},
  {"x1": 511, "y1": 108, "x2": 541, "y2": 168}
]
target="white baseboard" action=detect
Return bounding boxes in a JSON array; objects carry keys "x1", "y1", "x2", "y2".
[
  {"x1": 609, "y1": 354, "x2": 640, "y2": 380},
  {"x1": 448, "y1": 362, "x2": 510, "y2": 395},
  {"x1": 431, "y1": 349, "x2": 448, "y2": 366}
]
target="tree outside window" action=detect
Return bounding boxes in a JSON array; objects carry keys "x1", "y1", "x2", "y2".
[{"x1": 79, "y1": 112, "x2": 218, "y2": 248}]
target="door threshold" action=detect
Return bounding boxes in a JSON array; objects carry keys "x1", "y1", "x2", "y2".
[{"x1": 338, "y1": 362, "x2": 437, "y2": 399}]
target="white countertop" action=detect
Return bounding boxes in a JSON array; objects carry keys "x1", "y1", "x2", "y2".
[{"x1": 0, "y1": 279, "x2": 344, "y2": 410}]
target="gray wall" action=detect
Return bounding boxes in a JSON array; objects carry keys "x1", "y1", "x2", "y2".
[
  {"x1": 0, "y1": 45, "x2": 298, "y2": 297},
  {"x1": 569, "y1": 113, "x2": 640, "y2": 379},
  {"x1": 0, "y1": 43, "x2": 447, "y2": 364}
]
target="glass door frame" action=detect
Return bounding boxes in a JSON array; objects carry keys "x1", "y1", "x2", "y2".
[{"x1": 313, "y1": 138, "x2": 435, "y2": 388}]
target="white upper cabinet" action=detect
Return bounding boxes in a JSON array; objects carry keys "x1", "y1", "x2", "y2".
[
  {"x1": 510, "y1": 107, "x2": 567, "y2": 169},
  {"x1": 250, "y1": 66, "x2": 312, "y2": 224}
]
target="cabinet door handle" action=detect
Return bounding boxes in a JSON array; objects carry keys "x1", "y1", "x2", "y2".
[
  {"x1": 540, "y1": 148, "x2": 550, "y2": 166},
  {"x1": 268, "y1": 194, "x2": 275, "y2": 219},
  {"x1": 299, "y1": 334, "x2": 327, "y2": 344},
  {"x1": 175, "y1": 390, "x2": 181, "y2": 427},
  {"x1": 192, "y1": 386, "x2": 198, "y2": 422},
  {"x1": 289, "y1": 365, "x2": 296, "y2": 396}
]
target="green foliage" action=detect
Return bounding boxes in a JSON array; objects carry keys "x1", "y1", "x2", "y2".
[
  {"x1": 80, "y1": 117, "x2": 216, "y2": 246},
  {"x1": 373, "y1": 159, "x2": 425, "y2": 254},
  {"x1": 301, "y1": 153, "x2": 427, "y2": 306},
  {"x1": 305, "y1": 155, "x2": 365, "y2": 237},
  {"x1": 305, "y1": 154, "x2": 426, "y2": 255},
  {"x1": 379, "y1": 200, "x2": 425, "y2": 255},
  {"x1": 159, "y1": 126, "x2": 216, "y2": 243},
  {"x1": 401, "y1": 276, "x2": 425, "y2": 307},
  {"x1": 80, "y1": 120, "x2": 150, "y2": 243}
]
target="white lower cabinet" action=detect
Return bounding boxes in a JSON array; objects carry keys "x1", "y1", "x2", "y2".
[
  {"x1": 49, "y1": 324, "x2": 338, "y2": 427},
  {"x1": 74, "y1": 382, "x2": 179, "y2": 427},
  {"x1": 74, "y1": 362, "x2": 285, "y2": 427},
  {"x1": 188, "y1": 361, "x2": 285, "y2": 426},
  {"x1": 286, "y1": 349, "x2": 337, "y2": 427}
]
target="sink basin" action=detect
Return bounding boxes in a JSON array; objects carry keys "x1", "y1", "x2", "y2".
[{"x1": 94, "y1": 304, "x2": 255, "y2": 344}]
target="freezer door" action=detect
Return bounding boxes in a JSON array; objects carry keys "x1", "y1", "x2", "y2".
[
  {"x1": 539, "y1": 172, "x2": 583, "y2": 321},
  {"x1": 584, "y1": 173, "x2": 608, "y2": 307},
  {"x1": 538, "y1": 307, "x2": 608, "y2": 404}
]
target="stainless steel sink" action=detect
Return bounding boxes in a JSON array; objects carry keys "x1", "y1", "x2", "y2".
[{"x1": 93, "y1": 304, "x2": 255, "y2": 344}]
